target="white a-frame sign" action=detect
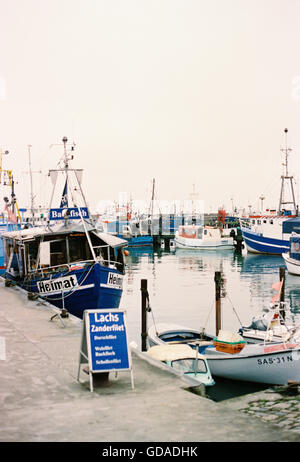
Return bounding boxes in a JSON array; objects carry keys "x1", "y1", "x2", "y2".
[{"x1": 77, "y1": 309, "x2": 134, "y2": 392}]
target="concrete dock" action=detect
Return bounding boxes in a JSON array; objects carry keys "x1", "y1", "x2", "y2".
[{"x1": 0, "y1": 279, "x2": 299, "y2": 443}]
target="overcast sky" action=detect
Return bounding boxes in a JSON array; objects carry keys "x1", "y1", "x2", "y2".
[{"x1": 1, "y1": 0, "x2": 300, "y2": 214}]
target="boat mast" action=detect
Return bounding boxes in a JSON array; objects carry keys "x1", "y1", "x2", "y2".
[
  {"x1": 0, "y1": 148, "x2": 21, "y2": 222},
  {"x1": 278, "y1": 128, "x2": 297, "y2": 215},
  {"x1": 27, "y1": 144, "x2": 35, "y2": 224},
  {"x1": 48, "y1": 137, "x2": 97, "y2": 262}
]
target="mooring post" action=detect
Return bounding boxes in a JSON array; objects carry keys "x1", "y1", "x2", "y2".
[
  {"x1": 215, "y1": 271, "x2": 222, "y2": 336},
  {"x1": 279, "y1": 266, "x2": 285, "y2": 322},
  {"x1": 141, "y1": 279, "x2": 148, "y2": 351}
]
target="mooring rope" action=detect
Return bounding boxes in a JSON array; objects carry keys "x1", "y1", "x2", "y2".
[{"x1": 224, "y1": 292, "x2": 243, "y2": 327}]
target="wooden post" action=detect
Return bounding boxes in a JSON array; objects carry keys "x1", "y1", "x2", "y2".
[
  {"x1": 215, "y1": 271, "x2": 222, "y2": 336},
  {"x1": 141, "y1": 279, "x2": 148, "y2": 351},
  {"x1": 279, "y1": 267, "x2": 285, "y2": 322}
]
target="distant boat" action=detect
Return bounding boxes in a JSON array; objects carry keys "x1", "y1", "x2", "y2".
[
  {"x1": 1, "y1": 137, "x2": 128, "y2": 319},
  {"x1": 240, "y1": 129, "x2": 299, "y2": 255},
  {"x1": 240, "y1": 216, "x2": 300, "y2": 255},
  {"x1": 174, "y1": 224, "x2": 234, "y2": 250}
]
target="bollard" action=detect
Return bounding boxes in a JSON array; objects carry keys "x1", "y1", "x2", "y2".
[
  {"x1": 141, "y1": 279, "x2": 148, "y2": 351},
  {"x1": 279, "y1": 267, "x2": 285, "y2": 322},
  {"x1": 215, "y1": 271, "x2": 222, "y2": 336}
]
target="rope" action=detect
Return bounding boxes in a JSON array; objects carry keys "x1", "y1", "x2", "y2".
[
  {"x1": 141, "y1": 286, "x2": 158, "y2": 336},
  {"x1": 202, "y1": 297, "x2": 215, "y2": 333},
  {"x1": 224, "y1": 293, "x2": 243, "y2": 327}
]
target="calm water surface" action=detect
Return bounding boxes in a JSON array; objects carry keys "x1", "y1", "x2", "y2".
[{"x1": 120, "y1": 247, "x2": 300, "y2": 348}]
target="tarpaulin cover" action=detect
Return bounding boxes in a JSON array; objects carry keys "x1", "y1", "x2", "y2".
[{"x1": 282, "y1": 218, "x2": 300, "y2": 234}]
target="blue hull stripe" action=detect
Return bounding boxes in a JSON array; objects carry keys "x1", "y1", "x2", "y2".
[
  {"x1": 6, "y1": 263, "x2": 123, "y2": 319},
  {"x1": 241, "y1": 228, "x2": 289, "y2": 255}
]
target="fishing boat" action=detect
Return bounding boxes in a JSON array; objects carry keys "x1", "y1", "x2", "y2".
[
  {"x1": 147, "y1": 322, "x2": 300, "y2": 385},
  {"x1": 282, "y1": 233, "x2": 300, "y2": 276},
  {"x1": 121, "y1": 223, "x2": 153, "y2": 247},
  {"x1": 1, "y1": 137, "x2": 128, "y2": 319},
  {"x1": 240, "y1": 129, "x2": 300, "y2": 255},
  {"x1": 174, "y1": 224, "x2": 234, "y2": 250},
  {"x1": 146, "y1": 344, "x2": 215, "y2": 387}
]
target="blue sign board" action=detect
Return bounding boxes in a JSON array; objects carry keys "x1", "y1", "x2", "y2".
[
  {"x1": 78, "y1": 309, "x2": 134, "y2": 391},
  {"x1": 49, "y1": 207, "x2": 89, "y2": 221}
]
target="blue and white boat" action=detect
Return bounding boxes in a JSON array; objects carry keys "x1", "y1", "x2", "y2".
[
  {"x1": 240, "y1": 129, "x2": 299, "y2": 255},
  {"x1": 1, "y1": 137, "x2": 128, "y2": 319},
  {"x1": 282, "y1": 233, "x2": 300, "y2": 276},
  {"x1": 240, "y1": 216, "x2": 300, "y2": 255}
]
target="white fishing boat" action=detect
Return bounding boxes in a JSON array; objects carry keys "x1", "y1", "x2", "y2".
[
  {"x1": 1, "y1": 137, "x2": 128, "y2": 319},
  {"x1": 240, "y1": 129, "x2": 300, "y2": 255},
  {"x1": 146, "y1": 344, "x2": 215, "y2": 387},
  {"x1": 282, "y1": 234, "x2": 300, "y2": 276},
  {"x1": 148, "y1": 322, "x2": 300, "y2": 385},
  {"x1": 282, "y1": 253, "x2": 300, "y2": 276},
  {"x1": 174, "y1": 225, "x2": 234, "y2": 250}
]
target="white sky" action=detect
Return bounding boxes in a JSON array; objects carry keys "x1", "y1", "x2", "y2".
[{"x1": 1, "y1": 0, "x2": 300, "y2": 214}]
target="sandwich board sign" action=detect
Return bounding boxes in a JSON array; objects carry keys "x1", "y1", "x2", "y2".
[{"x1": 77, "y1": 309, "x2": 134, "y2": 392}]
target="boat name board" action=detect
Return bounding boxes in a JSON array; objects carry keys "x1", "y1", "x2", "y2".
[
  {"x1": 37, "y1": 275, "x2": 78, "y2": 294},
  {"x1": 77, "y1": 309, "x2": 134, "y2": 392},
  {"x1": 49, "y1": 207, "x2": 89, "y2": 220},
  {"x1": 100, "y1": 272, "x2": 123, "y2": 290}
]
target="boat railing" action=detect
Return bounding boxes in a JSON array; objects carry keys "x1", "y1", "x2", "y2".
[{"x1": 28, "y1": 256, "x2": 123, "y2": 277}]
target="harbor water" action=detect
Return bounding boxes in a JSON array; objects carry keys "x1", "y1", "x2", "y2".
[{"x1": 120, "y1": 246, "x2": 300, "y2": 400}]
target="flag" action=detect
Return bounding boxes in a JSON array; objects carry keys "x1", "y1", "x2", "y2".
[
  {"x1": 271, "y1": 279, "x2": 283, "y2": 303},
  {"x1": 60, "y1": 179, "x2": 68, "y2": 208},
  {"x1": 4, "y1": 200, "x2": 17, "y2": 224}
]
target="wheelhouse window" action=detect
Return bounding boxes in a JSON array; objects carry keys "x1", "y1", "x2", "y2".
[{"x1": 171, "y1": 358, "x2": 207, "y2": 374}]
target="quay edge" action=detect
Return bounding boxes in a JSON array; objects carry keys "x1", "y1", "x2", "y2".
[{"x1": 0, "y1": 278, "x2": 299, "y2": 443}]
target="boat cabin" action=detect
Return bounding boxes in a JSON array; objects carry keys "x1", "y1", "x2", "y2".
[
  {"x1": 178, "y1": 225, "x2": 221, "y2": 240},
  {"x1": 2, "y1": 222, "x2": 127, "y2": 279}
]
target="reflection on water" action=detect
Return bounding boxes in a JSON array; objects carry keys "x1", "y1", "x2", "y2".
[{"x1": 120, "y1": 248, "x2": 300, "y2": 348}]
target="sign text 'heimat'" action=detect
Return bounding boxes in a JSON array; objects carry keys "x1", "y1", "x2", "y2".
[{"x1": 37, "y1": 275, "x2": 78, "y2": 294}]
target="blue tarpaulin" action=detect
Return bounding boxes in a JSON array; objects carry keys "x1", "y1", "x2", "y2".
[{"x1": 282, "y1": 218, "x2": 300, "y2": 234}]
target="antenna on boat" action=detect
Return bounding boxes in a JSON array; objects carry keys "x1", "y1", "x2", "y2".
[
  {"x1": 278, "y1": 128, "x2": 297, "y2": 216},
  {"x1": 27, "y1": 145, "x2": 35, "y2": 224}
]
